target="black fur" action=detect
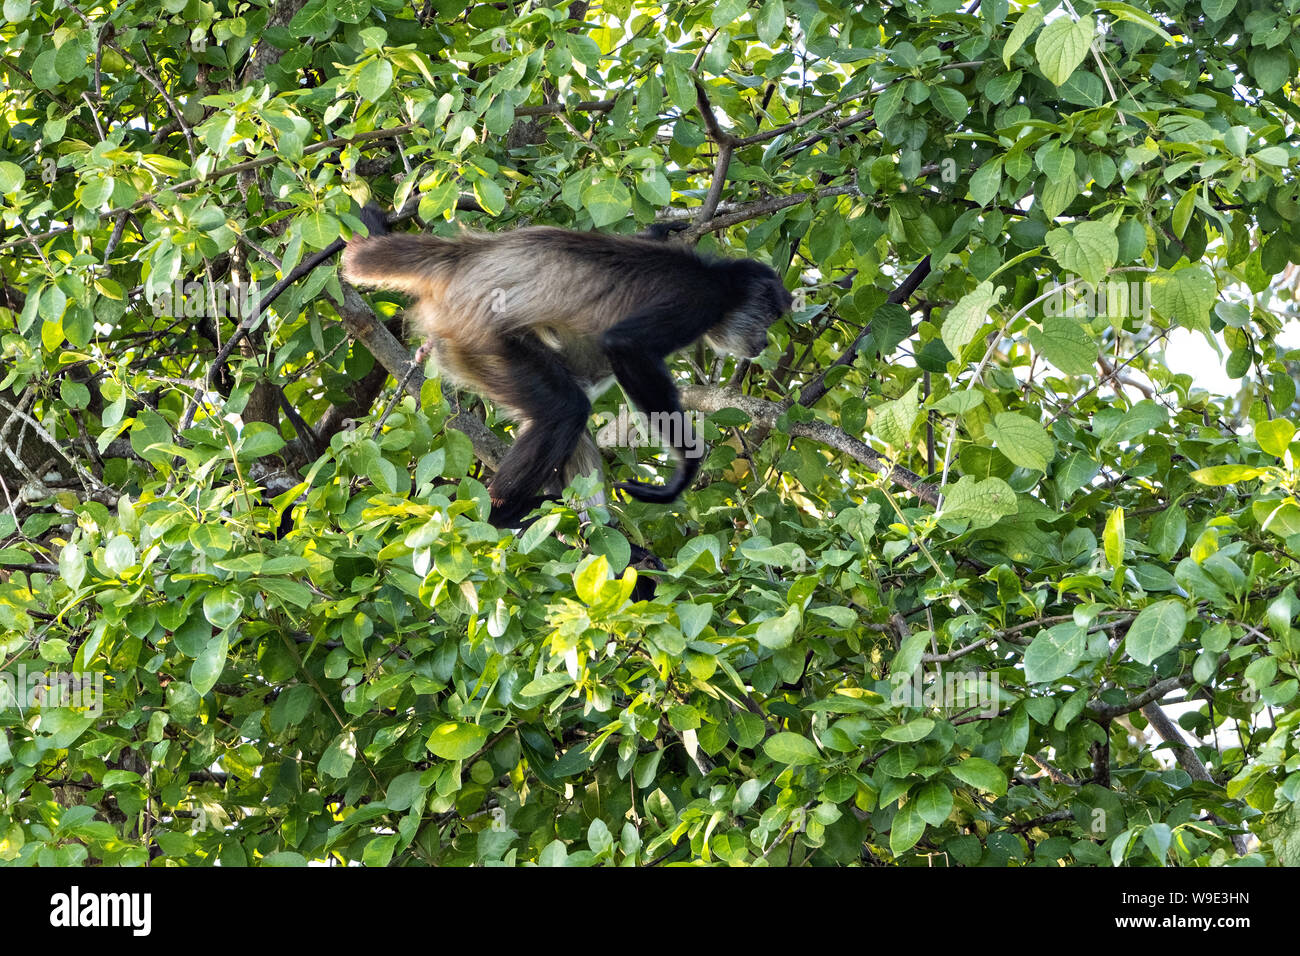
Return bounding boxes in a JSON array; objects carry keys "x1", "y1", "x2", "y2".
[
  {"x1": 343, "y1": 212, "x2": 793, "y2": 526},
  {"x1": 638, "y1": 221, "x2": 689, "y2": 241},
  {"x1": 360, "y1": 203, "x2": 389, "y2": 238}
]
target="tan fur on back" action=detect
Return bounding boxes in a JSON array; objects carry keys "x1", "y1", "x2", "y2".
[{"x1": 342, "y1": 227, "x2": 674, "y2": 390}]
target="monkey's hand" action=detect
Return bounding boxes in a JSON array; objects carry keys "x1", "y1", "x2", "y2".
[{"x1": 487, "y1": 492, "x2": 551, "y2": 529}]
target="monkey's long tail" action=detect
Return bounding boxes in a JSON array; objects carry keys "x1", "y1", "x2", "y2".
[
  {"x1": 342, "y1": 207, "x2": 466, "y2": 295},
  {"x1": 614, "y1": 455, "x2": 700, "y2": 504}
]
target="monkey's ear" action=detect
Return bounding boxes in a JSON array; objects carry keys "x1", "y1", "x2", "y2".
[{"x1": 359, "y1": 203, "x2": 389, "y2": 238}]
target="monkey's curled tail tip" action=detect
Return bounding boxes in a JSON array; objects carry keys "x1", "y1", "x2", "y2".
[{"x1": 615, "y1": 476, "x2": 691, "y2": 505}]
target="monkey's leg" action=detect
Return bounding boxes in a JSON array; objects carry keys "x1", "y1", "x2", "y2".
[
  {"x1": 480, "y1": 335, "x2": 592, "y2": 527},
  {"x1": 601, "y1": 306, "x2": 714, "y2": 503}
]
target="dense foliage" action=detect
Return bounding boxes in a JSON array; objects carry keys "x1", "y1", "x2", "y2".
[{"x1": 1, "y1": 0, "x2": 1299, "y2": 866}]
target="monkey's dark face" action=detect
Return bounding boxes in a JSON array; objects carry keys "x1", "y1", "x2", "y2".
[{"x1": 706, "y1": 263, "x2": 792, "y2": 358}]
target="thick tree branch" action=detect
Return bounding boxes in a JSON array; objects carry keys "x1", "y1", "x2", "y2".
[
  {"x1": 333, "y1": 286, "x2": 506, "y2": 469},
  {"x1": 796, "y1": 255, "x2": 932, "y2": 409},
  {"x1": 1139, "y1": 702, "x2": 1248, "y2": 856},
  {"x1": 680, "y1": 385, "x2": 939, "y2": 505}
]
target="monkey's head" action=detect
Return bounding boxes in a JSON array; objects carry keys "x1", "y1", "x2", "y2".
[{"x1": 707, "y1": 260, "x2": 793, "y2": 359}]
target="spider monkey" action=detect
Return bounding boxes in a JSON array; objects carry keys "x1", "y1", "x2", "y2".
[{"x1": 343, "y1": 207, "x2": 791, "y2": 528}]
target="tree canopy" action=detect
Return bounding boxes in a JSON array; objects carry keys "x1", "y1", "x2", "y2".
[{"x1": 1, "y1": 0, "x2": 1299, "y2": 867}]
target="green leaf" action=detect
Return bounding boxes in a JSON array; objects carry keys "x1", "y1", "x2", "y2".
[
  {"x1": 539, "y1": 839, "x2": 568, "y2": 867},
  {"x1": 238, "y1": 422, "x2": 286, "y2": 459},
  {"x1": 968, "y1": 158, "x2": 1003, "y2": 206},
  {"x1": 951, "y1": 757, "x2": 1007, "y2": 795},
  {"x1": 1150, "y1": 506, "x2": 1187, "y2": 561},
  {"x1": 573, "y1": 553, "x2": 611, "y2": 605},
  {"x1": 1149, "y1": 266, "x2": 1216, "y2": 334},
  {"x1": 203, "y1": 587, "x2": 245, "y2": 629},
  {"x1": 426, "y1": 721, "x2": 489, "y2": 760},
  {"x1": 1105, "y1": 506, "x2": 1126, "y2": 570},
  {"x1": 357, "y1": 57, "x2": 394, "y2": 102},
  {"x1": 915, "y1": 780, "x2": 954, "y2": 827},
  {"x1": 419, "y1": 180, "x2": 461, "y2": 221},
  {"x1": 1255, "y1": 419, "x2": 1295, "y2": 457},
  {"x1": 518, "y1": 511, "x2": 562, "y2": 553},
  {"x1": 986, "y1": 413, "x2": 1053, "y2": 471},
  {"x1": 1097, "y1": 400, "x2": 1169, "y2": 449},
  {"x1": 942, "y1": 281, "x2": 1002, "y2": 360},
  {"x1": 931, "y1": 389, "x2": 984, "y2": 414},
  {"x1": 1055, "y1": 453, "x2": 1100, "y2": 498},
  {"x1": 1126, "y1": 600, "x2": 1188, "y2": 665},
  {"x1": 940, "y1": 476, "x2": 1018, "y2": 529},
  {"x1": 931, "y1": 86, "x2": 968, "y2": 123},
  {"x1": 472, "y1": 178, "x2": 506, "y2": 216},
  {"x1": 104, "y1": 534, "x2": 136, "y2": 575},
  {"x1": 59, "y1": 544, "x2": 85, "y2": 590},
  {"x1": 889, "y1": 802, "x2": 925, "y2": 855},
  {"x1": 1249, "y1": 48, "x2": 1289, "y2": 94},
  {"x1": 756, "y1": 0, "x2": 785, "y2": 46},
  {"x1": 362, "y1": 835, "x2": 397, "y2": 867},
  {"x1": 385, "y1": 772, "x2": 426, "y2": 812},
  {"x1": 41, "y1": 710, "x2": 95, "y2": 749},
  {"x1": 1035, "y1": 14, "x2": 1095, "y2": 87},
  {"x1": 1045, "y1": 221, "x2": 1117, "y2": 284},
  {"x1": 875, "y1": 382, "x2": 920, "y2": 448},
  {"x1": 518, "y1": 672, "x2": 574, "y2": 699},
  {"x1": 190, "y1": 632, "x2": 229, "y2": 696},
  {"x1": 581, "y1": 173, "x2": 632, "y2": 228},
  {"x1": 257, "y1": 577, "x2": 314, "y2": 608},
  {"x1": 2, "y1": 0, "x2": 31, "y2": 22},
  {"x1": 1027, "y1": 316, "x2": 1095, "y2": 376},
  {"x1": 1024, "y1": 623, "x2": 1087, "y2": 682},
  {"x1": 1171, "y1": 187, "x2": 1196, "y2": 239},
  {"x1": 587, "y1": 818, "x2": 613, "y2": 855},
  {"x1": 1142, "y1": 822, "x2": 1172, "y2": 863},
  {"x1": 1095, "y1": 3, "x2": 1174, "y2": 42},
  {"x1": 0, "y1": 161, "x2": 23, "y2": 193},
  {"x1": 300, "y1": 211, "x2": 341, "y2": 249},
  {"x1": 677, "y1": 603, "x2": 712, "y2": 639},
  {"x1": 636, "y1": 167, "x2": 671, "y2": 205},
  {"x1": 320, "y1": 731, "x2": 358, "y2": 778},
  {"x1": 755, "y1": 604, "x2": 801, "y2": 649},
  {"x1": 883, "y1": 717, "x2": 935, "y2": 742},
  {"x1": 1190, "y1": 464, "x2": 1271, "y2": 486},
  {"x1": 762, "y1": 732, "x2": 821, "y2": 766},
  {"x1": 662, "y1": 55, "x2": 695, "y2": 112},
  {"x1": 710, "y1": 0, "x2": 747, "y2": 28},
  {"x1": 1003, "y1": 6, "x2": 1044, "y2": 68}
]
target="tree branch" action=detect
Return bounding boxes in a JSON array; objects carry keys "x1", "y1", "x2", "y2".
[{"x1": 680, "y1": 385, "x2": 939, "y2": 505}]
